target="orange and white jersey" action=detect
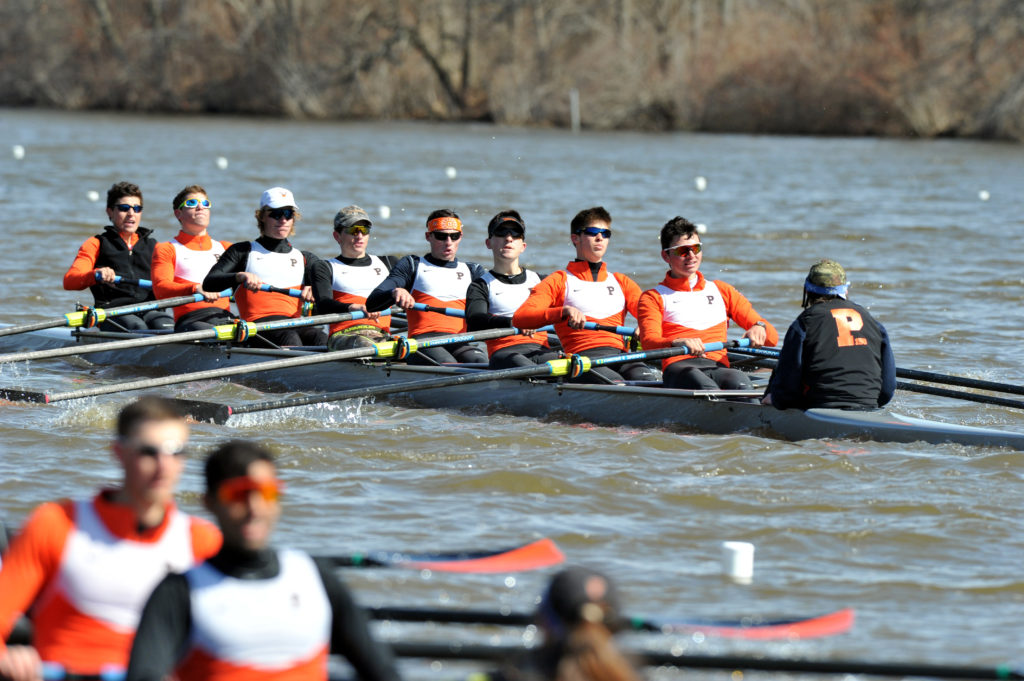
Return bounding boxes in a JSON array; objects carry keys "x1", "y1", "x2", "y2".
[
  {"x1": 409, "y1": 259, "x2": 473, "y2": 335},
  {"x1": 177, "y1": 550, "x2": 331, "y2": 681},
  {"x1": 563, "y1": 268, "x2": 626, "y2": 320},
  {"x1": 0, "y1": 493, "x2": 220, "y2": 674},
  {"x1": 234, "y1": 241, "x2": 304, "y2": 320},
  {"x1": 481, "y1": 270, "x2": 547, "y2": 354},
  {"x1": 172, "y1": 239, "x2": 226, "y2": 283},
  {"x1": 151, "y1": 233, "x2": 231, "y2": 321},
  {"x1": 327, "y1": 255, "x2": 390, "y2": 336},
  {"x1": 637, "y1": 271, "x2": 779, "y2": 368}
]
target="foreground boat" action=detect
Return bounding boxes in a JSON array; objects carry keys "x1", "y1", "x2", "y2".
[{"x1": 3, "y1": 327, "x2": 1024, "y2": 450}]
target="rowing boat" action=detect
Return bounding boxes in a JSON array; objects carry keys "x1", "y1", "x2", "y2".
[{"x1": 3, "y1": 327, "x2": 1024, "y2": 450}]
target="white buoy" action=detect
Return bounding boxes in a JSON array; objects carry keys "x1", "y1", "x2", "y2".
[
  {"x1": 12, "y1": 145, "x2": 25, "y2": 160},
  {"x1": 696, "y1": 223, "x2": 708, "y2": 234},
  {"x1": 378, "y1": 205, "x2": 391, "y2": 219},
  {"x1": 445, "y1": 166, "x2": 457, "y2": 179},
  {"x1": 216, "y1": 156, "x2": 229, "y2": 170},
  {"x1": 694, "y1": 176, "x2": 707, "y2": 192},
  {"x1": 86, "y1": 190, "x2": 100, "y2": 202},
  {"x1": 721, "y1": 541, "x2": 755, "y2": 584},
  {"x1": 978, "y1": 189, "x2": 990, "y2": 201}
]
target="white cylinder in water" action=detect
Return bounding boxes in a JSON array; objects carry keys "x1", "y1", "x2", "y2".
[{"x1": 721, "y1": 541, "x2": 755, "y2": 583}]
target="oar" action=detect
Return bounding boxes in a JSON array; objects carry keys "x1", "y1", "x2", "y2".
[
  {"x1": 184, "y1": 340, "x2": 750, "y2": 424},
  {"x1": 388, "y1": 642, "x2": 1024, "y2": 678},
  {"x1": 0, "y1": 326, "x2": 510, "y2": 404},
  {"x1": 101, "y1": 273, "x2": 152, "y2": 288},
  {"x1": 731, "y1": 347, "x2": 1024, "y2": 411},
  {"x1": 412, "y1": 302, "x2": 635, "y2": 335},
  {"x1": 0, "y1": 308, "x2": 371, "y2": 365},
  {"x1": 258, "y1": 284, "x2": 302, "y2": 297},
  {"x1": 0, "y1": 290, "x2": 230, "y2": 339},
  {"x1": 367, "y1": 605, "x2": 853, "y2": 640},
  {"x1": 324, "y1": 537, "x2": 563, "y2": 573}
]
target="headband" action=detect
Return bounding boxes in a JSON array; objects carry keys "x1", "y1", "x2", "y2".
[{"x1": 427, "y1": 216, "x2": 463, "y2": 232}]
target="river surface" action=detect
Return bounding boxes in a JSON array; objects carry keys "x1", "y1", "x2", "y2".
[{"x1": 1, "y1": 109, "x2": 1023, "y2": 675}]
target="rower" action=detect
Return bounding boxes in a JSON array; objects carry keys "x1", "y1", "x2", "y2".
[
  {"x1": 764, "y1": 259, "x2": 896, "y2": 410},
  {"x1": 637, "y1": 216, "x2": 778, "y2": 391},
  {"x1": 312, "y1": 205, "x2": 396, "y2": 350},
  {"x1": 365, "y1": 209, "x2": 487, "y2": 365},
  {"x1": 126, "y1": 440, "x2": 400, "y2": 681},
  {"x1": 488, "y1": 566, "x2": 642, "y2": 681},
  {"x1": 466, "y1": 210, "x2": 559, "y2": 368},
  {"x1": 62, "y1": 181, "x2": 174, "y2": 331},
  {"x1": 0, "y1": 397, "x2": 221, "y2": 681},
  {"x1": 202, "y1": 187, "x2": 326, "y2": 347},
  {"x1": 512, "y1": 206, "x2": 658, "y2": 383},
  {"x1": 151, "y1": 185, "x2": 234, "y2": 332}
]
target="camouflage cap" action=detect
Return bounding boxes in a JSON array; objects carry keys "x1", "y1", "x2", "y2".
[
  {"x1": 804, "y1": 259, "x2": 849, "y2": 298},
  {"x1": 334, "y1": 205, "x2": 372, "y2": 231}
]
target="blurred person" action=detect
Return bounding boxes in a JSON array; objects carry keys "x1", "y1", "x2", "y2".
[
  {"x1": 366, "y1": 209, "x2": 487, "y2": 365},
  {"x1": 466, "y1": 210, "x2": 558, "y2": 368},
  {"x1": 151, "y1": 185, "x2": 234, "y2": 332},
  {"x1": 62, "y1": 181, "x2": 173, "y2": 331},
  {"x1": 0, "y1": 397, "x2": 221, "y2": 681},
  {"x1": 203, "y1": 187, "x2": 325, "y2": 347},
  {"x1": 126, "y1": 440, "x2": 400, "y2": 681},
  {"x1": 764, "y1": 259, "x2": 895, "y2": 410},
  {"x1": 638, "y1": 216, "x2": 777, "y2": 391},
  {"x1": 312, "y1": 205, "x2": 396, "y2": 350},
  {"x1": 513, "y1": 207, "x2": 658, "y2": 384}
]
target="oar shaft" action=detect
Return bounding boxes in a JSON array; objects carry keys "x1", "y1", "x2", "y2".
[
  {"x1": 411, "y1": 304, "x2": 633, "y2": 336},
  {"x1": 258, "y1": 284, "x2": 302, "y2": 297},
  {"x1": 897, "y1": 381, "x2": 1024, "y2": 411}
]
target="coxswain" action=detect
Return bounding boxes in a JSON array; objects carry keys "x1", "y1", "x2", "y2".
[
  {"x1": 512, "y1": 207, "x2": 658, "y2": 383},
  {"x1": 0, "y1": 397, "x2": 222, "y2": 681},
  {"x1": 126, "y1": 440, "x2": 401, "y2": 681},
  {"x1": 637, "y1": 216, "x2": 778, "y2": 390},
  {"x1": 150, "y1": 185, "x2": 234, "y2": 332},
  {"x1": 202, "y1": 187, "x2": 325, "y2": 347},
  {"x1": 764, "y1": 259, "x2": 896, "y2": 410},
  {"x1": 466, "y1": 210, "x2": 559, "y2": 368},
  {"x1": 365, "y1": 209, "x2": 487, "y2": 365},
  {"x1": 311, "y1": 205, "x2": 396, "y2": 350},
  {"x1": 62, "y1": 181, "x2": 174, "y2": 331}
]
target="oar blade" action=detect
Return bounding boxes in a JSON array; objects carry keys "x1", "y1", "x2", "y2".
[
  {"x1": 654, "y1": 607, "x2": 855, "y2": 640},
  {"x1": 0, "y1": 388, "x2": 49, "y2": 404},
  {"x1": 171, "y1": 399, "x2": 232, "y2": 425},
  {"x1": 404, "y1": 537, "x2": 565, "y2": 573}
]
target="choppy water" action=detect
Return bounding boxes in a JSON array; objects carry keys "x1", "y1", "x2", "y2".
[{"x1": 1, "y1": 110, "x2": 1023, "y2": 673}]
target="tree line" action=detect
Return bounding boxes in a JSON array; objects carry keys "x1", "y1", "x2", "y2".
[{"x1": 2, "y1": 0, "x2": 1022, "y2": 140}]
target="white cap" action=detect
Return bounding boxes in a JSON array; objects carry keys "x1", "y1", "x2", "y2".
[{"x1": 259, "y1": 187, "x2": 298, "y2": 210}]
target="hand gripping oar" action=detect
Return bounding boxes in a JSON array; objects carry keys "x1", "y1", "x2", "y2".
[
  {"x1": 0, "y1": 325, "x2": 510, "y2": 404},
  {"x1": 367, "y1": 605, "x2": 853, "y2": 640},
  {"x1": 731, "y1": 347, "x2": 1024, "y2": 411},
  {"x1": 411, "y1": 302, "x2": 636, "y2": 336},
  {"x1": 0, "y1": 307, "x2": 374, "y2": 365},
  {"x1": 101, "y1": 273, "x2": 153, "y2": 288},
  {"x1": 324, "y1": 537, "x2": 564, "y2": 573},
  {"x1": 0, "y1": 290, "x2": 228, "y2": 340},
  {"x1": 386, "y1": 642, "x2": 1024, "y2": 678},
  {"x1": 185, "y1": 339, "x2": 751, "y2": 424}
]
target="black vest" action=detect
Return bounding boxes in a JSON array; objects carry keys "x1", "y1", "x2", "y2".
[{"x1": 89, "y1": 225, "x2": 157, "y2": 307}]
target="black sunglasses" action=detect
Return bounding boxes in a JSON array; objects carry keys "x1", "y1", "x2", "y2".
[
  {"x1": 115, "y1": 204, "x2": 143, "y2": 214},
  {"x1": 267, "y1": 208, "x2": 295, "y2": 221},
  {"x1": 431, "y1": 231, "x2": 462, "y2": 241}
]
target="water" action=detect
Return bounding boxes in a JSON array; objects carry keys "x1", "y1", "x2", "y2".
[{"x1": 1, "y1": 109, "x2": 1023, "y2": 672}]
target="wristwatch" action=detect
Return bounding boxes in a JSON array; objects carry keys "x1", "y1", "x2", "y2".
[{"x1": 754, "y1": 321, "x2": 766, "y2": 329}]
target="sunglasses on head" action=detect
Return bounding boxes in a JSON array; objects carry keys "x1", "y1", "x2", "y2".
[
  {"x1": 663, "y1": 243, "x2": 702, "y2": 257},
  {"x1": 178, "y1": 198, "x2": 211, "y2": 209},
  {"x1": 575, "y1": 226, "x2": 611, "y2": 239},
  {"x1": 492, "y1": 226, "x2": 524, "y2": 240},
  {"x1": 266, "y1": 208, "x2": 295, "y2": 221},
  {"x1": 217, "y1": 476, "x2": 284, "y2": 505},
  {"x1": 115, "y1": 204, "x2": 143, "y2": 214},
  {"x1": 341, "y1": 223, "x2": 371, "y2": 236},
  {"x1": 431, "y1": 231, "x2": 462, "y2": 241},
  {"x1": 127, "y1": 440, "x2": 186, "y2": 458}
]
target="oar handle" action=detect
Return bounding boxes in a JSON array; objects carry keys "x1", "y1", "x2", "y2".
[
  {"x1": 257, "y1": 284, "x2": 302, "y2": 297},
  {"x1": 584, "y1": 322, "x2": 635, "y2": 335},
  {"x1": 96, "y1": 273, "x2": 153, "y2": 289},
  {"x1": 411, "y1": 302, "x2": 464, "y2": 317},
  {"x1": 41, "y1": 663, "x2": 125, "y2": 681}
]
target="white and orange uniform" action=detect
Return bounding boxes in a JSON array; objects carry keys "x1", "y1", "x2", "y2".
[
  {"x1": 512, "y1": 260, "x2": 641, "y2": 354},
  {"x1": 151, "y1": 231, "x2": 231, "y2": 322},
  {"x1": 473, "y1": 270, "x2": 548, "y2": 355},
  {"x1": 203, "y1": 238, "x2": 317, "y2": 322},
  {"x1": 176, "y1": 550, "x2": 330, "y2": 681},
  {"x1": 0, "y1": 492, "x2": 220, "y2": 674},
  {"x1": 637, "y1": 271, "x2": 779, "y2": 369},
  {"x1": 325, "y1": 255, "x2": 390, "y2": 336}
]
